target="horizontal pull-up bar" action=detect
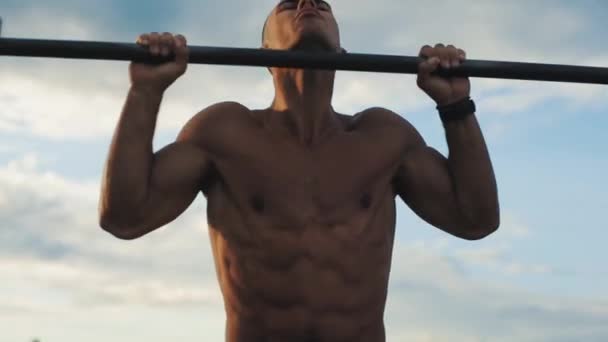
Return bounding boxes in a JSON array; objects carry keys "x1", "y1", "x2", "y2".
[{"x1": 1, "y1": 37, "x2": 607, "y2": 85}]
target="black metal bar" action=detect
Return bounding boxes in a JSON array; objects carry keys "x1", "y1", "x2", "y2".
[{"x1": 1, "y1": 37, "x2": 607, "y2": 84}]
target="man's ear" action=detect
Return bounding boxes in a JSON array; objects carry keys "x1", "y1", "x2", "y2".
[{"x1": 262, "y1": 43, "x2": 272, "y2": 76}]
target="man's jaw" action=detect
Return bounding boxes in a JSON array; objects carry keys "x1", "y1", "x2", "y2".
[{"x1": 288, "y1": 31, "x2": 337, "y2": 53}]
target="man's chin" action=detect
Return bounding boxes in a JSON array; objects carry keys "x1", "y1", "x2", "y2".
[{"x1": 289, "y1": 33, "x2": 336, "y2": 53}]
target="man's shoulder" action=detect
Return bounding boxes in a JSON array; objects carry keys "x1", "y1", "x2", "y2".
[
  {"x1": 194, "y1": 101, "x2": 252, "y2": 125},
  {"x1": 350, "y1": 107, "x2": 415, "y2": 132},
  {"x1": 177, "y1": 101, "x2": 254, "y2": 143},
  {"x1": 348, "y1": 107, "x2": 424, "y2": 150}
]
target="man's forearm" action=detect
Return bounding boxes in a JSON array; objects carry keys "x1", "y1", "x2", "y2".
[
  {"x1": 443, "y1": 112, "x2": 500, "y2": 230},
  {"x1": 99, "y1": 86, "x2": 163, "y2": 224}
]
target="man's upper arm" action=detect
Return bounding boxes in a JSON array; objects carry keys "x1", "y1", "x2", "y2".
[
  {"x1": 126, "y1": 102, "x2": 242, "y2": 238},
  {"x1": 392, "y1": 116, "x2": 469, "y2": 238}
]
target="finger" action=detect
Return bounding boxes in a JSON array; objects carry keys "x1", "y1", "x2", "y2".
[
  {"x1": 149, "y1": 32, "x2": 160, "y2": 55},
  {"x1": 174, "y1": 35, "x2": 190, "y2": 67},
  {"x1": 434, "y1": 43, "x2": 450, "y2": 69},
  {"x1": 160, "y1": 32, "x2": 174, "y2": 57},
  {"x1": 418, "y1": 44, "x2": 433, "y2": 59},
  {"x1": 447, "y1": 44, "x2": 460, "y2": 67},
  {"x1": 175, "y1": 34, "x2": 187, "y2": 46},
  {"x1": 458, "y1": 48, "x2": 466, "y2": 61},
  {"x1": 418, "y1": 56, "x2": 441, "y2": 77},
  {"x1": 136, "y1": 33, "x2": 150, "y2": 45}
]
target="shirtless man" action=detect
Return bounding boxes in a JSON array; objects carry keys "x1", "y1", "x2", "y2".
[{"x1": 99, "y1": 0, "x2": 500, "y2": 341}]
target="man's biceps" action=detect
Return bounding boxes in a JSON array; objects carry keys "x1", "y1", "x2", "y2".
[
  {"x1": 151, "y1": 145, "x2": 209, "y2": 187},
  {"x1": 401, "y1": 145, "x2": 445, "y2": 171},
  {"x1": 156, "y1": 141, "x2": 209, "y2": 166}
]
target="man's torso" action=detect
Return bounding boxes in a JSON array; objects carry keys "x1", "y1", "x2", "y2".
[{"x1": 194, "y1": 104, "x2": 411, "y2": 341}]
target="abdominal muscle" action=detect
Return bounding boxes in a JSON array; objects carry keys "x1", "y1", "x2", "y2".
[{"x1": 206, "y1": 185, "x2": 397, "y2": 342}]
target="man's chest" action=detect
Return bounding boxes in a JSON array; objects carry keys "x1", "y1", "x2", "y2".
[{"x1": 206, "y1": 130, "x2": 402, "y2": 223}]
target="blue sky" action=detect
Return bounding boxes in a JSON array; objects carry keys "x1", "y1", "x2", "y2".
[{"x1": 1, "y1": 0, "x2": 608, "y2": 341}]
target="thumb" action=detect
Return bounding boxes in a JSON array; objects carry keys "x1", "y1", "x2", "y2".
[
  {"x1": 169, "y1": 35, "x2": 189, "y2": 77},
  {"x1": 174, "y1": 40, "x2": 190, "y2": 66},
  {"x1": 418, "y1": 56, "x2": 440, "y2": 78}
]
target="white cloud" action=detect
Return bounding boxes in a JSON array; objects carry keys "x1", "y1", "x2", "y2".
[
  {"x1": 0, "y1": 257, "x2": 223, "y2": 311},
  {"x1": 385, "y1": 241, "x2": 608, "y2": 341},
  {"x1": 1, "y1": 1, "x2": 606, "y2": 141},
  {"x1": 0, "y1": 152, "x2": 607, "y2": 341},
  {"x1": 337, "y1": 0, "x2": 592, "y2": 61},
  {"x1": 2, "y1": 1, "x2": 608, "y2": 341},
  {"x1": 425, "y1": 213, "x2": 556, "y2": 278},
  {"x1": 1, "y1": 6, "x2": 95, "y2": 40},
  {"x1": 475, "y1": 79, "x2": 608, "y2": 116},
  {"x1": 0, "y1": 153, "x2": 221, "y2": 313},
  {"x1": 0, "y1": 153, "x2": 211, "y2": 271},
  {"x1": 453, "y1": 245, "x2": 554, "y2": 277}
]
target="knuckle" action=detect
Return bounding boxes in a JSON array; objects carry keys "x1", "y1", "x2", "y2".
[
  {"x1": 424, "y1": 47, "x2": 436, "y2": 55},
  {"x1": 136, "y1": 34, "x2": 149, "y2": 44}
]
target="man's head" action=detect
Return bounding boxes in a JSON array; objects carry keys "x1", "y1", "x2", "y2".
[{"x1": 262, "y1": 0, "x2": 342, "y2": 53}]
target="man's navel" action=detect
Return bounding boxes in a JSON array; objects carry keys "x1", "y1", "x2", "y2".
[
  {"x1": 250, "y1": 194, "x2": 265, "y2": 213},
  {"x1": 360, "y1": 193, "x2": 372, "y2": 210}
]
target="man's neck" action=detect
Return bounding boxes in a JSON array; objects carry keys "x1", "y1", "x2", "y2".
[{"x1": 269, "y1": 68, "x2": 340, "y2": 146}]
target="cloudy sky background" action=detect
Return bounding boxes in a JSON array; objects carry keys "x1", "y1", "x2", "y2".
[{"x1": 1, "y1": 0, "x2": 608, "y2": 341}]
